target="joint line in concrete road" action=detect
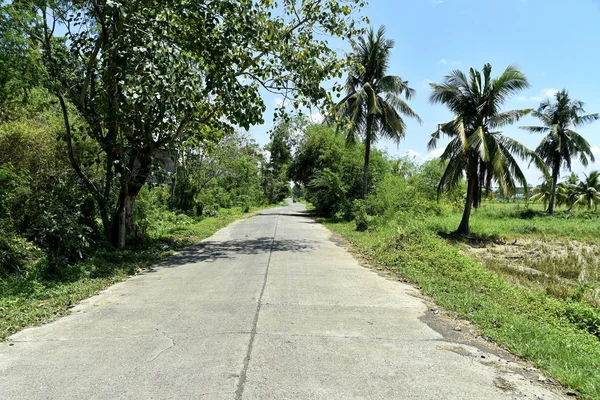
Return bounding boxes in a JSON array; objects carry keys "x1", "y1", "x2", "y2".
[{"x1": 235, "y1": 213, "x2": 280, "y2": 400}]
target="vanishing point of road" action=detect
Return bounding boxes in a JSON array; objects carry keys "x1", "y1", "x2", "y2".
[{"x1": 0, "y1": 202, "x2": 565, "y2": 399}]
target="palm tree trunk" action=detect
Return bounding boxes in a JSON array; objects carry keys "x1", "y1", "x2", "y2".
[
  {"x1": 548, "y1": 166, "x2": 559, "y2": 215},
  {"x1": 362, "y1": 118, "x2": 373, "y2": 199},
  {"x1": 456, "y1": 165, "x2": 476, "y2": 236}
]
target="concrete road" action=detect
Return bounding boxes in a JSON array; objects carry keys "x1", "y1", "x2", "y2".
[{"x1": 0, "y1": 203, "x2": 565, "y2": 399}]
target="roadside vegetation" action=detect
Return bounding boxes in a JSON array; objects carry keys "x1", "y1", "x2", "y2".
[
  {"x1": 0, "y1": 0, "x2": 358, "y2": 336},
  {"x1": 2, "y1": 0, "x2": 600, "y2": 398},
  {"x1": 288, "y1": 27, "x2": 600, "y2": 399},
  {"x1": 0, "y1": 204, "x2": 278, "y2": 341},
  {"x1": 294, "y1": 124, "x2": 600, "y2": 396}
]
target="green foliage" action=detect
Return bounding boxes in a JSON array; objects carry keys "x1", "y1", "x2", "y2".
[
  {"x1": 0, "y1": 93, "x2": 102, "y2": 276},
  {"x1": 351, "y1": 199, "x2": 368, "y2": 231},
  {"x1": 522, "y1": 90, "x2": 599, "y2": 214},
  {"x1": 260, "y1": 121, "x2": 293, "y2": 204},
  {"x1": 337, "y1": 25, "x2": 421, "y2": 198},
  {"x1": 290, "y1": 124, "x2": 387, "y2": 207},
  {"x1": 573, "y1": 171, "x2": 600, "y2": 210},
  {"x1": 367, "y1": 173, "x2": 445, "y2": 221},
  {"x1": 13, "y1": 0, "x2": 367, "y2": 246},
  {"x1": 0, "y1": 5, "x2": 44, "y2": 122},
  {"x1": 291, "y1": 184, "x2": 305, "y2": 200},
  {"x1": 429, "y1": 63, "x2": 543, "y2": 234},
  {"x1": 530, "y1": 179, "x2": 553, "y2": 210},
  {"x1": 261, "y1": 171, "x2": 292, "y2": 205},
  {"x1": 0, "y1": 232, "x2": 37, "y2": 276},
  {"x1": 0, "y1": 165, "x2": 30, "y2": 225},
  {"x1": 308, "y1": 168, "x2": 347, "y2": 217},
  {"x1": 170, "y1": 132, "x2": 264, "y2": 215},
  {"x1": 27, "y1": 183, "x2": 98, "y2": 276}
]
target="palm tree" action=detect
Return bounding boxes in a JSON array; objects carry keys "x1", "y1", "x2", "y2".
[
  {"x1": 530, "y1": 179, "x2": 553, "y2": 210},
  {"x1": 521, "y1": 90, "x2": 598, "y2": 214},
  {"x1": 573, "y1": 171, "x2": 600, "y2": 210},
  {"x1": 429, "y1": 64, "x2": 545, "y2": 235},
  {"x1": 556, "y1": 172, "x2": 579, "y2": 211},
  {"x1": 338, "y1": 26, "x2": 421, "y2": 199}
]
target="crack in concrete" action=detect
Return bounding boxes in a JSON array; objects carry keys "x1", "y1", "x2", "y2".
[
  {"x1": 251, "y1": 332, "x2": 449, "y2": 342},
  {"x1": 234, "y1": 214, "x2": 280, "y2": 400},
  {"x1": 149, "y1": 328, "x2": 176, "y2": 361}
]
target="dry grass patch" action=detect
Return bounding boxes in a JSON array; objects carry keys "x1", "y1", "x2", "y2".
[{"x1": 464, "y1": 239, "x2": 600, "y2": 308}]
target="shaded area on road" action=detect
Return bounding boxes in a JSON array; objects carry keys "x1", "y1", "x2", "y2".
[
  {"x1": 255, "y1": 212, "x2": 312, "y2": 218},
  {"x1": 157, "y1": 237, "x2": 316, "y2": 267}
]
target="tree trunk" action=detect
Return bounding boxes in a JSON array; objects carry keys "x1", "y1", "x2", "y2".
[
  {"x1": 548, "y1": 166, "x2": 559, "y2": 215},
  {"x1": 110, "y1": 151, "x2": 153, "y2": 247},
  {"x1": 456, "y1": 167, "x2": 476, "y2": 236},
  {"x1": 362, "y1": 141, "x2": 371, "y2": 200},
  {"x1": 362, "y1": 118, "x2": 373, "y2": 199}
]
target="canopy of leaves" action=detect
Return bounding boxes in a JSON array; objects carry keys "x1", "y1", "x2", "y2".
[{"x1": 12, "y1": 0, "x2": 367, "y2": 245}]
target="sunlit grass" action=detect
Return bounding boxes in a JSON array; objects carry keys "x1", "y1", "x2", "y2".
[{"x1": 425, "y1": 202, "x2": 600, "y2": 241}]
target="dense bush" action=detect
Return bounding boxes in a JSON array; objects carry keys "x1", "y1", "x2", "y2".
[
  {"x1": 308, "y1": 168, "x2": 347, "y2": 217},
  {"x1": 291, "y1": 124, "x2": 387, "y2": 217},
  {"x1": 350, "y1": 199, "x2": 369, "y2": 231},
  {"x1": 367, "y1": 173, "x2": 446, "y2": 221},
  {"x1": 0, "y1": 92, "x2": 103, "y2": 275}
]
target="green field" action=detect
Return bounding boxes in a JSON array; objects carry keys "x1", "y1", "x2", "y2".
[{"x1": 426, "y1": 203, "x2": 600, "y2": 241}]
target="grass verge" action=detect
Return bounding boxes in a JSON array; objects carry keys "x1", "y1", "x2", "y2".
[
  {"x1": 321, "y1": 214, "x2": 600, "y2": 399},
  {"x1": 0, "y1": 205, "x2": 278, "y2": 341},
  {"x1": 425, "y1": 205, "x2": 600, "y2": 241}
]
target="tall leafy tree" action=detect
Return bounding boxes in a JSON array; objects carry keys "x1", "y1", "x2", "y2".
[
  {"x1": 338, "y1": 25, "x2": 421, "y2": 199},
  {"x1": 521, "y1": 90, "x2": 598, "y2": 214},
  {"x1": 429, "y1": 64, "x2": 544, "y2": 235},
  {"x1": 15, "y1": 0, "x2": 366, "y2": 247},
  {"x1": 0, "y1": 5, "x2": 44, "y2": 122}
]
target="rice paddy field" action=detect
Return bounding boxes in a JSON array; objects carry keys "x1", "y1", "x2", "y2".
[{"x1": 426, "y1": 201, "x2": 600, "y2": 307}]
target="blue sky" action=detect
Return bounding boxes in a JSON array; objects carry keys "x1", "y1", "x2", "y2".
[{"x1": 250, "y1": 0, "x2": 600, "y2": 184}]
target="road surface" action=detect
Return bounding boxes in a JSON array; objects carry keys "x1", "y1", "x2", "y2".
[{"x1": 0, "y1": 203, "x2": 564, "y2": 399}]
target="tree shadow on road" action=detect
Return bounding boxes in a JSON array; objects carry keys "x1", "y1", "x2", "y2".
[
  {"x1": 255, "y1": 211, "x2": 314, "y2": 218},
  {"x1": 155, "y1": 237, "x2": 316, "y2": 267}
]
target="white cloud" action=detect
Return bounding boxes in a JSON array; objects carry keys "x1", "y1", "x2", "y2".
[
  {"x1": 517, "y1": 88, "x2": 558, "y2": 102},
  {"x1": 420, "y1": 78, "x2": 434, "y2": 89},
  {"x1": 439, "y1": 58, "x2": 461, "y2": 66},
  {"x1": 591, "y1": 146, "x2": 600, "y2": 156},
  {"x1": 274, "y1": 98, "x2": 284, "y2": 106},
  {"x1": 517, "y1": 95, "x2": 543, "y2": 102},
  {"x1": 404, "y1": 149, "x2": 422, "y2": 159},
  {"x1": 428, "y1": 148, "x2": 445, "y2": 158},
  {"x1": 308, "y1": 112, "x2": 324, "y2": 124}
]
